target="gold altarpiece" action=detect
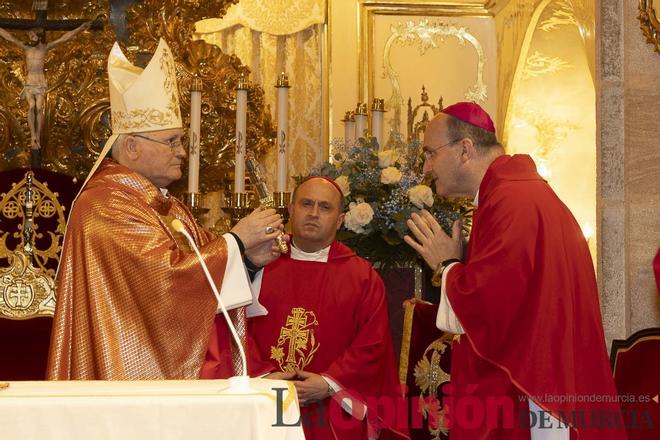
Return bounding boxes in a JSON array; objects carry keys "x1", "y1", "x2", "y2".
[
  {"x1": 0, "y1": 0, "x2": 276, "y2": 194},
  {"x1": 0, "y1": 0, "x2": 279, "y2": 321}
]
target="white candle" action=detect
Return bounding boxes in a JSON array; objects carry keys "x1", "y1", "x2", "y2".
[
  {"x1": 187, "y1": 78, "x2": 202, "y2": 193},
  {"x1": 234, "y1": 76, "x2": 248, "y2": 193},
  {"x1": 371, "y1": 98, "x2": 385, "y2": 150},
  {"x1": 355, "y1": 103, "x2": 368, "y2": 141},
  {"x1": 342, "y1": 111, "x2": 355, "y2": 147},
  {"x1": 275, "y1": 72, "x2": 290, "y2": 192}
]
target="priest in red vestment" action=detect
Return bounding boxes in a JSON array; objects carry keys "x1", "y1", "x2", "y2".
[
  {"x1": 405, "y1": 102, "x2": 627, "y2": 439},
  {"x1": 47, "y1": 39, "x2": 282, "y2": 380},
  {"x1": 248, "y1": 177, "x2": 410, "y2": 440}
]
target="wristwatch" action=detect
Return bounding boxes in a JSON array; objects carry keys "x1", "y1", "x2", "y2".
[{"x1": 431, "y1": 258, "x2": 462, "y2": 287}]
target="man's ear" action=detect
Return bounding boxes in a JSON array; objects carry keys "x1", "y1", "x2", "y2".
[
  {"x1": 336, "y1": 212, "x2": 345, "y2": 230},
  {"x1": 123, "y1": 136, "x2": 140, "y2": 160},
  {"x1": 460, "y1": 137, "x2": 477, "y2": 163}
]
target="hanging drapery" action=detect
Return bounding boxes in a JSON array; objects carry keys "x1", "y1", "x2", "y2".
[{"x1": 195, "y1": 0, "x2": 326, "y2": 192}]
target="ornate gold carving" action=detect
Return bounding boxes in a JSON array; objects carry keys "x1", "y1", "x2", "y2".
[
  {"x1": 0, "y1": 171, "x2": 66, "y2": 274},
  {"x1": 271, "y1": 307, "x2": 320, "y2": 373},
  {"x1": 407, "y1": 86, "x2": 443, "y2": 141},
  {"x1": 0, "y1": 249, "x2": 55, "y2": 319},
  {"x1": 510, "y1": 98, "x2": 580, "y2": 158},
  {"x1": 383, "y1": 19, "x2": 487, "y2": 134},
  {"x1": 521, "y1": 50, "x2": 572, "y2": 79},
  {"x1": 414, "y1": 334, "x2": 453, "y2": 439},
  {"x1": 0, "y1": 1, "x2": 275, "y2": 197},
  {"x1": 125, "y1": 1, "x2": 275, "y2": 194},
  {"x1": 639, "y1": 0, "x2": 660, "y2": 53},
  {"x1": 0, "y1": 2, "x2": 113, "y2": 172}
]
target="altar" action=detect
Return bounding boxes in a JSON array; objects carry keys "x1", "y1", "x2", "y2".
[{"x1": 0, "y1": 378, "x2": 305, "y2": 440}]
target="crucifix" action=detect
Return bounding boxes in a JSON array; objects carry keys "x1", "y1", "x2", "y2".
[{"x1": 0, "y1": 1, "x2": 102, "y2": 168}]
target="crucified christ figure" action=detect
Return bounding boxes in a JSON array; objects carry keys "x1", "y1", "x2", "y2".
[{"x1": 0, "y1": 21, "x2": 91, "y2": 151}]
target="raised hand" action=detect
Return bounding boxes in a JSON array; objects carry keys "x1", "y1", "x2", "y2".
[{"x1": 230, "y1": 208, "x2": 283, "y2": 250}]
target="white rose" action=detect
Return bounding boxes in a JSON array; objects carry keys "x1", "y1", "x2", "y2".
[
  {"x1": 334, "y1": 175, "x2": 351, "y2": 197},
  {"x1": 377, "y1": 150, "x2": 398, "y2": 168},
  {"x1": 380, "y1": 167, "x2": 402, "y2": 185},
  {"x1": 408, "y1": 185, "x2": 434, "y2": 209},
  {"x1": 344, "y1": 202, "x2": 374, "y2": 234}
]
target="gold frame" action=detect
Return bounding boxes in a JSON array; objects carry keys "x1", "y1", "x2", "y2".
[
  {"x1": 639, "y1": 0, "x2": 660, "y2": 53},
  {"x1": 357, "y1": 1, "x2": 491, "y2": 132}
]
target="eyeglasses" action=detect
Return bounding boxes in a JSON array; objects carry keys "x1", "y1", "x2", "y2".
[
  {"x1": 131, "y1": 133, "x2": 185, "y2": 151},
  {"x1": 423, "y1": 139, "x2": 461, "y2": 160}
]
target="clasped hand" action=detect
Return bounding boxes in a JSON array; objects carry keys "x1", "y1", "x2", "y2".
[
  {"x1": 265, "y1": 368, "x2": 332, "y2": 405},
  {"x1": 403, "y1": 209, "x2": 464, "y2": 270}
]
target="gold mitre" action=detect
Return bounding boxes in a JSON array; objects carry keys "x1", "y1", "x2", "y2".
[{"x1": 84, "y1": 38, "x2": 182, "y2": 187}]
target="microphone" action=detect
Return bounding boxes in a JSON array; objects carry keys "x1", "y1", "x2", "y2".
[{"x1": 171, "y1": 219, "x2": 248, "y2": 379}]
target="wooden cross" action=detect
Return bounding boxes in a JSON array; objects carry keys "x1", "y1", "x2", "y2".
[{"x1": 0, "y1": 1, "x2": 101, "y2": 32}]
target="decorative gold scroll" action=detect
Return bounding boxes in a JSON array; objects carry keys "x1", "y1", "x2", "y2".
[
  {"x1": 639, "y1": 0, "x2": 660, "y2": 53},
  {"x1": 383, "y1": 19, "x2": 487, "y2": 134}
]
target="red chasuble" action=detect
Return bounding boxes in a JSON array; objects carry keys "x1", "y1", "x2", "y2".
[
  {"x1": 249, "y1": 241, "x2": 409, "y2": 440},
  {"x1": 445, "y1": 155, "x2": 626, "y2": 439}
]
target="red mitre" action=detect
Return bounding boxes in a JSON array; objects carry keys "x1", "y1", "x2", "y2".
[
  {"x1": 441, "y1": 101, "x2": 496, "y2": 134},
  {"x1": 301, "y1": 175, "x2": 344, "y2": 197}
]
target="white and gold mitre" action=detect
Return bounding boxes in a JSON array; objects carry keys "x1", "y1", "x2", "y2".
[
  {"x1": 107, "y1": 38, "x2": 182, "y2": 134},
  {"x1": 78, "y1": 39, "x2": 183, "y2": 191}
]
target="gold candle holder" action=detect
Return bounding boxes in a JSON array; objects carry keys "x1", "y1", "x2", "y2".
[
  {"x1": 371, "y1": 98, "x2": 385, "y2": 111},
  {"x1": 183, "y1": 192, "x2": 209, "y2": 221},
  {"x1": 341, "y1": 111, "x2": 355, "y2": 122},
  {"x1": 355, "y1": 102, "x2": 368, "y2": 115},
  {"x1": 272, "y1": 191, "x2": 291, "y2": 225},
  {"x1": 276, "y1": 72, "x2": 291, "y2": 88},
  {"x1": 226, "y1": 192, "x2": 252, "y2": 226}
]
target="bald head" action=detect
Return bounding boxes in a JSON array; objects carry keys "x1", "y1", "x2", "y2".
[
  {"x1": 422, "y1": 113, "x2": 503, "y2": 198},
  {"x1": 289, "y1": 177, "x2": 345, "y2": 253}
]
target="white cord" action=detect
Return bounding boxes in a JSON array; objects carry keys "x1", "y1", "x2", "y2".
[{"x1": 171, "y1": 219, "x2": 247, "y2": 377}]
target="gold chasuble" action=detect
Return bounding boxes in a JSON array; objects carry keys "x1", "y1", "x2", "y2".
[{"x1": 47, "y1": 159, "x2": 227, "y2": 379}]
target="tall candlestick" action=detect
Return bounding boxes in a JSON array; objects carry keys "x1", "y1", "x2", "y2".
[
  {"x1": 371, "y1": 98, "x2": 385, "y2": 150},
  {"x1": 234, "y1": 74, "x2": 249, "y2": 193},
  {"x1": 341, "y1": 111, "x2": 355, "y2": 147},
  {"x1": 188, "y1": 77, "x2": 202, "y2": 193},
  {"x1": 355, "y1": 103, "x2": 368, "y2": 141},
  {"x1": 275, "y1": 72, "x2": 290, "y2": 192}
]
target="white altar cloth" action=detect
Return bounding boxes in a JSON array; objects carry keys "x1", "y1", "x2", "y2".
[{"x1": 0, "y1": 378, "x2": 305, "y2": 440}]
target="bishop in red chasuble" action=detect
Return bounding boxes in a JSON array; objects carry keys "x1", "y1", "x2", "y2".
[
  {"x1": 405, "y1": 102, "x2": 626, "y2": 439},
  {"x1": 48, "y1": 39, "x2": 282, "y2": 380},
  {"x1": 249, "y1": 177, "x2": 410, "y2": 440}
]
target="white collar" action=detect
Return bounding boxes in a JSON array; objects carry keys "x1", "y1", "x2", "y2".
[
  {"x1": 290, "y1": 240, "x2": 331, "y2": 262},
  {"x1": 473, "y1": 189, "x2": 479, "y2": 207}
]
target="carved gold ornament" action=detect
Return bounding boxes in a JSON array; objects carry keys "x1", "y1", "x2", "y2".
[
  {"x1": 0, "y1": 171, "x2": 66, "y2": 274},
  {"x1": 271, "y1": 307, "x2": 320, "y2": 373},
  {"x1": 521, "y1": 51, "x2": 572, "y2": 79},
  {"x1": 0, "y1": 249, "x2": 55, "y2": 319},
  {"x1": 639, "y1": 0, "x2": 660, "y2": 53},
  {"x1": 384, "y1": 19, "x2": 487, "y2": 134},
  {"x1": 414, "y1": 335, "x2": 453, "y2": 439}
]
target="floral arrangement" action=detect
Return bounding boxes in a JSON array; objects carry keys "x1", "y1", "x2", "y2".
[{"x1": 297, "y1": 134, "x2": 471, "y2": 269}]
